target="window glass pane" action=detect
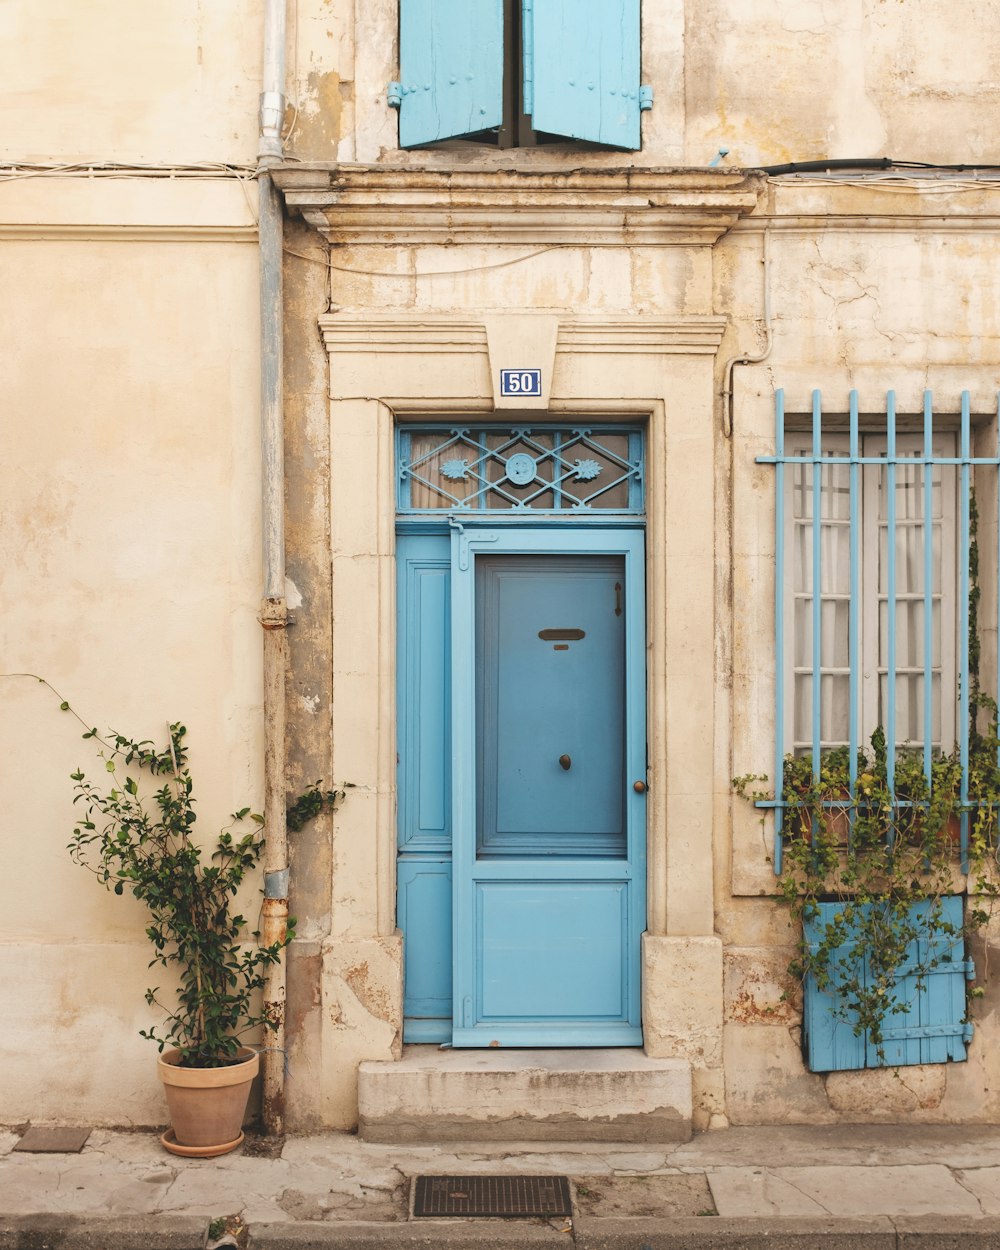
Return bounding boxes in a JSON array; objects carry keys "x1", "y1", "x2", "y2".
[
  {"x1": 878, "y1": 521, "x2": 941, "y2": 594},
  {"x1": 879, "y1": 673, "x2": 940, "y2": 747},
  {"x1": 791, "y1": 461, "x2": 851, "y2": 522},
  {"x1": 879, "y1": 460, "x2": 942, "y2": 522},
  {"x1": 406, "y1": 432, "x2": 482, "y2": 508},
  {"x1": 795, "y1": 599, "x2": 850, "y2": 668},
  {"x1": 793, "y1": 672, "x2": 851, "y2": 748},
  {"x1": 792, "y1": 522, "x2": 852, "y2": 595},
  {"x1": 878, "y1": 599, "x2": 941, "y2": 668}
]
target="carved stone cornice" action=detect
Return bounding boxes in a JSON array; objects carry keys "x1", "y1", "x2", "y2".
[
  {"x1": 275, "y1": 165, "x2": 762, "y2": 247},
  {"x1": 318, "y1": 315, "x2": 728, "y2": 356}
]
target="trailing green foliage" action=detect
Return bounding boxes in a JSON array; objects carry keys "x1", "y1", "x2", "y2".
[
  {"x1": 68, "y1": 720, "x2": 293, "y2": 1068},
  {"x1": 735, "y1": 709, "x2": 1000, "y2": 1060},
  {"x1": 286, "y1": 781, "x2": 350, "y2": 833}
]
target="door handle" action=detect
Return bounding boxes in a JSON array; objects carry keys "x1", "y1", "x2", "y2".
[{"x1": 559, "y1": 754, "x2": 572, "y2": 771}]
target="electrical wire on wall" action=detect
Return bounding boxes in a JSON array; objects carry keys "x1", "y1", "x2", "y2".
[{"x1": 720, "y1": 227, "x2": 773, "y2": 439}]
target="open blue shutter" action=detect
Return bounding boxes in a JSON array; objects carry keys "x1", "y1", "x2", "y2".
[
  {"x1": 869, "y1": 897, "x2": 974, "y2": 1068},
  {"x1": 525, "y1": 0, "x2": 648, "y2": 149},
  {"x1": 804, "y1": 898, "x2": 973, "y2": 1072},
  {"x1": 392, "y1": 0, "x2": 504, "y2": 147},
  {"x1": 803, "y1": 905, "x2": 867, "y2": 1073}
]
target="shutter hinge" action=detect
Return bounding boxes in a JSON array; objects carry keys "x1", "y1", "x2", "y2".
[
  {"x1": 964, "y1": 957, "x2": 977, "y2": 981},
  {"x1": 388, "y1": 81, "x2": 403, "y2": 109},
  {"x1": 964, "y1": 1021, "x2": 976, "y2": 1042},
  {"x1": 639, "y1": 84, "x2": 654, "y2": 111}
]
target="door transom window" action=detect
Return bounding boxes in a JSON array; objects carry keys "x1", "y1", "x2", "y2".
[{"x1": 396, "y1": 425, "x2": 644, "y2": 514}]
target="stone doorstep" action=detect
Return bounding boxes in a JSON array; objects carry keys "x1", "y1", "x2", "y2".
[{"x1": 357, "y1": 1047, "x2": 693, "y2": 1144}]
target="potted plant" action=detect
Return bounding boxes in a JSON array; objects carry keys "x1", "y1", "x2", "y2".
[{"x1": 68, "y1": 716, "x2": 292, "y2": 1157}]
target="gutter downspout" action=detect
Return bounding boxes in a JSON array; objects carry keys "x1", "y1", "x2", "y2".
[{"x1": 258, "y1": 0, "x2": 289, "y2": 1138}]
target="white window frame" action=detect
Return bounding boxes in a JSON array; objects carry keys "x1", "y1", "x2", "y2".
[{"x1": 784, "y1": 431, "x2": 958, "y2": 755}]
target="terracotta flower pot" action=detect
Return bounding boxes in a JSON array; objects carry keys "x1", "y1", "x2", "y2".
[{"x1": 157, "y1": 1047, "x2": 259, "y2": 1157}]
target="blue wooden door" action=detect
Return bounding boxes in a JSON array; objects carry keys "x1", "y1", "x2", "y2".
[{"x1": 451, "y1": 527, "x2": 646, "y2": 1046}]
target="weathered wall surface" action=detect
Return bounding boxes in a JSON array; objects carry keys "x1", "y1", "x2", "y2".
[
  {"x1": 9, "y1": 0, "x2": 1000, "y2": 1133},
  {"x1": 1, "y1": 0, "x2": 263, "y2": 1124},
  {"x1": 279, "y1": 0, "x2": 1000, "y2": 167},
  {"x1": 720, "y1": 179, "x2": 1000, "y2": 1124}
]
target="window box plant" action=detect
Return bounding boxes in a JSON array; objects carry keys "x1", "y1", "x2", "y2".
[{"x1": 736, "y1": 712, "x2": 1000, "y2": 1070}]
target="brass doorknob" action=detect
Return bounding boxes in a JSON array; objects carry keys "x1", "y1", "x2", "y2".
[
  {"x1": 559, "y1": 754, "x2": 572, "y2": 771},
  {"x1": 633, "y1": 780, "x2": 647, "y2": 793}
]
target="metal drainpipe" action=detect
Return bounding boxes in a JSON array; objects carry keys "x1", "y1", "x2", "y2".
[{"x1": 258, "y1": 0, "x2": 289, "y2": 1137}]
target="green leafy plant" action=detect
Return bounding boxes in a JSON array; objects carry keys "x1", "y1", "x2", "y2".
[
  {"x1": 4, "y1": 673, "x2": 350, "y2": 1072},
  {"x1": 68, "y1": 718, "x2": 293, "y2": 1068},
  {"x1": 735, "y1": 709, "x2": 1000, "y2": 1060},
  {"x1": 286, "y1": 781, "x2": 351, "y2": 833}
]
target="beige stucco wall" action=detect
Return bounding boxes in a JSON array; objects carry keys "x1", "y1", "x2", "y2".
[
  {"x1": 0, "y1": 172, "x2": 262, "y2": 1123},
  {"x1": 3, "y1": 0, "x2": 265, "y2": 165},
  {"x1": 8, "y1": 0, "x2": 1000, "y2": 1132}
]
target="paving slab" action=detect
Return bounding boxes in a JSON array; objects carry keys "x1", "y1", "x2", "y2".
[
  {"x1": 707, "y1": 1164, "x2": 983, "y2": 1218},
  {"x1": 956, "y1": 1168, "x2": 1000, "y2": 1216},
  {"x1": 573, "y1": 1173, "x2": 715, "y2": 1217},
  {"x1": 671, "y1": 1125, "x2": 1000, "y2": 1170}
]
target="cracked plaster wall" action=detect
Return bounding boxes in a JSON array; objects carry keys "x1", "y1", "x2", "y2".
[
  {"x1": 279, "y1": 0, "x2": 1000, "y2": 168},
  {"x1": 719, "y1": 189, "x2": 1000, "y2": 1123}
]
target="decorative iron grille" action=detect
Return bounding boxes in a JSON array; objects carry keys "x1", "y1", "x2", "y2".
[
  {"x1": 397, "y1": 425, "x2": 644, "y2": 513},
  {"x1": 756, "y1": 389, "x2": 1000, "y2": 874}
]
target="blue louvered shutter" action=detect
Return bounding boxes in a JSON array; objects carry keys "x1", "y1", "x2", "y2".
[
  {"x1": 392, "y1": 0, "x2": 504, "y2": 147},
  {"x1": 868, "y1": 897, "x2": 973, "y2": 1068},
  {"x1": 802, "y1": 905, "x2": 867, "y2": 1073},
  {"x1": 524, "y1": 0, "x2": 649, "y2": 150},
  {"x1": 804, "y1": 898, "x2": 973, "y2": 1072}
]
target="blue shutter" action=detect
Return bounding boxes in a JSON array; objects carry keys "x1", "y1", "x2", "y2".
[
  {"x1": 802, "y1": 905, "x2": 867, "y2": 1073},
  {"x1": 870, "y1": 898, "x2": 974, "y2": 1067},
  {"x1": 525, "y1": 0, "x2": 649, "y2": 149},
  {"x1": 392, "y1": 0, "x2": 504, "y2": 147},
  {"x1": 804, "y1": 898, "x2": 973, "y2": 1073}
]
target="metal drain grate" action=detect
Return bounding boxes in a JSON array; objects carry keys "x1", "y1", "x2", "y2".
[{"x1": 413, "y1": 1175, "x2": 572, "y2": 1218}]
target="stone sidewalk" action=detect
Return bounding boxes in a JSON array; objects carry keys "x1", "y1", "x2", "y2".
[{"x1": 5, "y1": 1122, "x2": 1000, "y2": 1248}]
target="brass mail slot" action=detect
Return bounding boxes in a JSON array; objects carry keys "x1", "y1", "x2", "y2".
[{"x1": 538, "y1": 628, "x2": 585, "y2": 642}]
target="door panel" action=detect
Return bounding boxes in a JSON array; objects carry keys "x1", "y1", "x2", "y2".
[
  {"x1": 477, "y1": 881, "x2": 628, "y2": 1018},
  {"x1": 451, "y1": 527, "x2": 646, "y2": 1047},
  {"x1": 477, "y1": 556, "x2": 625, "y2": 856}
]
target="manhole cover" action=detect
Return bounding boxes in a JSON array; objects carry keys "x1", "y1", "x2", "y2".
[{"x1": 413, "y1": 1175, "x2": 572, "y2": 1218}]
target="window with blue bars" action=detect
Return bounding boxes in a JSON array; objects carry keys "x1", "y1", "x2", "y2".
[
  {"x1": 757, "y1": 389, "x2": 1000, "y2": 1071},
  {"x1": 758, "y1": 390, "x2": 1000, "y2": 874}
]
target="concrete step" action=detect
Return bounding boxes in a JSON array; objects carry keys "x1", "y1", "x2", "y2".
[{"x1": 358, "y1": 1046, "x2": 692, "y2": 1143}]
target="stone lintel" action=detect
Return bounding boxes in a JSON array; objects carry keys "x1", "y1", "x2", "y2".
[{"x1": 273, "y1": 164, "x2": 763, "y2": 247}]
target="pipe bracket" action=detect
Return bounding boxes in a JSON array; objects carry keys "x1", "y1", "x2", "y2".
[{"x1": 264, "y1": 868, "x2": 290, "y2": 899}]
